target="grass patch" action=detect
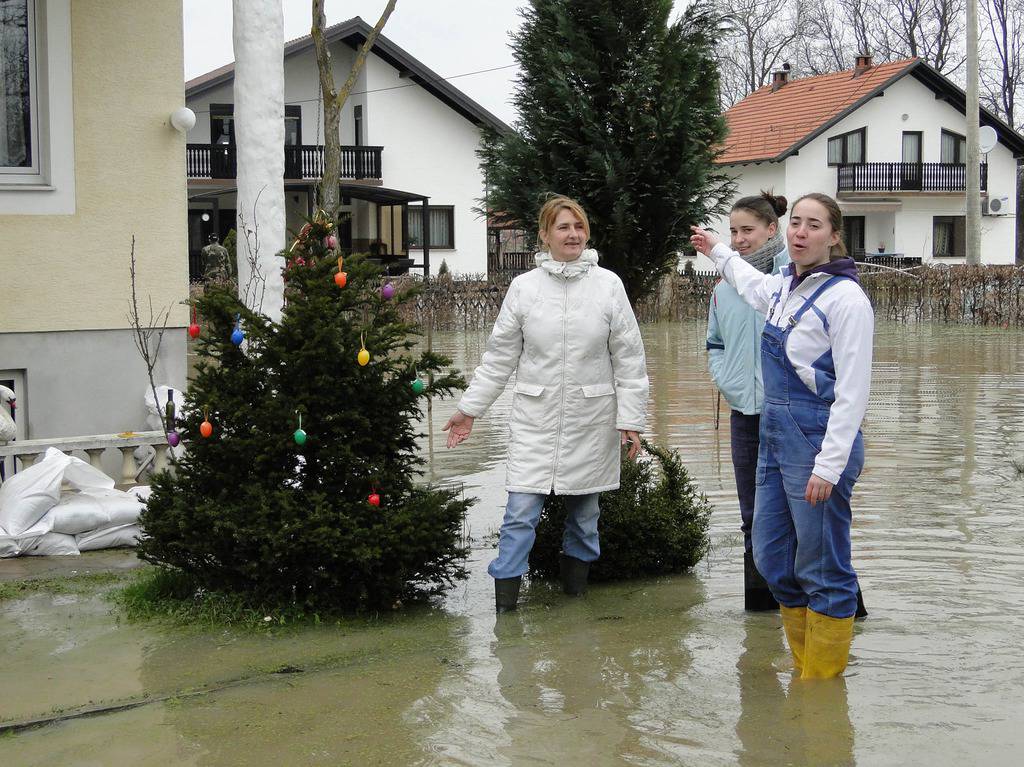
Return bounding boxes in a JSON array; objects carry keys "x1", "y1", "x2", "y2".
[
  {"x1": 0, "y1": 571, "x2": 131, "y2": 604},
  {"x1": 112, "y1": 568, "x2": 345, "y2": 630}
]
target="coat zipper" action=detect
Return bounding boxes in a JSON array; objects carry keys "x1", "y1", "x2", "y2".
[{"x1": 550, "y1": 277, "x2": 569, "y2": 492}]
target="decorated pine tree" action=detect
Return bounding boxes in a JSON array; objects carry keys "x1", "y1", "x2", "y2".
[
  {"x1": 480, "y1": 0, "x2": 734, "y2": 302},
  {"x1": 138, "y1": 213, "x2": 472, "y2": 612}
]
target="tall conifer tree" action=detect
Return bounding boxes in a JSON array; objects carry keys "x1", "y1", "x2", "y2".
[{"x1": 480, "y1": 0, "x2": 733, "y2": 302}]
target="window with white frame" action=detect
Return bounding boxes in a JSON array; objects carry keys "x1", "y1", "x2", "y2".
[
  {"x1": 1, "y1": 0, "x2": 38, "y2": 178},
  {"x1": 407, "y1": 205, "x2": 455, "y2": 249}
]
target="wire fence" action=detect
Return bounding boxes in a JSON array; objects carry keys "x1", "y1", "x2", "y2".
[{"x1": 394, "y1": 265, "x2": 1024, "y2": 330}]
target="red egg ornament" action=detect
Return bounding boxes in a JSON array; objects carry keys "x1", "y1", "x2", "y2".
[
  {"x1": 368, "y1": 492, "x2": 381, "y2": 507},
  {"x1": 334, "y1": 271, "x2": 348, "y2": 288},
  {"x1": 188, "y1": 322, "x2": 201, "y2": 339}
]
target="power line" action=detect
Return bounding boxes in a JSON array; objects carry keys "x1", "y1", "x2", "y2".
[{"x1": 188, "y1": 62, "x2": 517, "y2": 116}]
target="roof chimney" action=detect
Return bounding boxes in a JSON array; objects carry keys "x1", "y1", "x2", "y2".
[
  {"x1": 771, "y1": 68, "x2": 790, "y2": 92},
  {"x1": 853, "y1": 54, "x2": 873, "y2": 77}
]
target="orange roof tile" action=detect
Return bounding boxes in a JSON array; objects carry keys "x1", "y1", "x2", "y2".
[{"x1": 717, "y1": 59, "x2": 919, "y2": 165}]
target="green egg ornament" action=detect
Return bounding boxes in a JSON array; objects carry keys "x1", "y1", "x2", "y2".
[
  {"x1": 293, "y1": 428, "x2": 307, "y2": 445},
  {"x1": 411, "y1": 377, "x2": 425, "y2": 394}
]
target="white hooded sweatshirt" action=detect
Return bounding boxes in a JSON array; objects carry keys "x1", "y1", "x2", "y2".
[{"x1": 457, "y1": 249, "x2": 649, "y2": 494}]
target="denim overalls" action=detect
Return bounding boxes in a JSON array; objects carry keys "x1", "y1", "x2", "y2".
[{"x1": 752, "y1": 276, "x2": 864, "y2": 619}]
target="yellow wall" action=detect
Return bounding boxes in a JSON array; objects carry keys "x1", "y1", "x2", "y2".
[{"x1": 0, "y1": 0, "x2": 188, "y2": 331}]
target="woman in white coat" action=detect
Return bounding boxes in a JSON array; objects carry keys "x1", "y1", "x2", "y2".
[{"x1": 444, "y1": 196, "x2": 649, "y2": 613}]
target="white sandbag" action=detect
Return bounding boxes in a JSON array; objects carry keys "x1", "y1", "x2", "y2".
[
  {"x1": 0, "y1": 515, "x2": 54, "y2": 558},
  {"x1": 76, "y1": 523, "x2": 141, "y2": 551},
  {"x1": 63, "y1": 456, "x2": 115, "y2": 492},
  {"x1": 127, "y1": 485, "x2": 152, "y2": 502},
  {"x1": 25, "y1": 532, "x2": 80, "y2": 556},
  {"x1": 0, "y1": 448, "x2": 70, "y2": 535},
  {"x1": 49, "y1": 493, "x2": 106, "y2": 535}
]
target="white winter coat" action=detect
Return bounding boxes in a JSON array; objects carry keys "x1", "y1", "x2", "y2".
[{"x1": 457, "y1": 249, "x2": 649, "y2": 495}]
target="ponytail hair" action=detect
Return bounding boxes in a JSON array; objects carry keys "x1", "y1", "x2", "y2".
[{"x1": 731, "y1": 189, "x2": 788, "y2": 227}]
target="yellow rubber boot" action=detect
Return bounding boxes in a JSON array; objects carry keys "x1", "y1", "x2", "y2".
[
  {"x1": 779, "y1": 605, "x2": 808, "y2": 672},
  {"x1": 801, "y1": 608, "x2": 855, "y2": 679}
]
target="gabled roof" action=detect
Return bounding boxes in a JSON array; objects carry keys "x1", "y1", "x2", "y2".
[
  {"x1": 186, "y1": 16, "x2": 512, "y2": 135},
  {"x1": 718, "y1": 58, "x2": 1024, "y2": 165}
]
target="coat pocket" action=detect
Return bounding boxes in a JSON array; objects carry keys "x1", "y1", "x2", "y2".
[
  {"x1": 511, "y1": 381, "x2": 547, "y2": 426},
  {"x1": 579, "y1": 382, "x2": 616, "y2": 425}
]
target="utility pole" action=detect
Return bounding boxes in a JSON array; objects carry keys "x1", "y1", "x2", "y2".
[{"x1": 966, "y1": 0, "x2": 981, "y2": 265}]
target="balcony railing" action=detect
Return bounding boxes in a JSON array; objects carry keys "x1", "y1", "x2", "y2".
[
  {"x1": 487, "y1": 251, "x2": 534, "y2": 277},
  {"x1": 186, "y1": 144, "x2": 383, "y2": 181},
  {"x1": 837, "y1": 162, "x2": 988, "y2": 193}
]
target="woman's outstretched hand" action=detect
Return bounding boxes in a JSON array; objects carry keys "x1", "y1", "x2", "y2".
[
  {"x1": 689, "y1": 226, "x2": 720, "y2": 256},
  {"x1": 620, "y1": 430, "x2": 641, "y2": 460},
  {"x1": 443, "y1": 410, "x2": 475, "y2": 448}
]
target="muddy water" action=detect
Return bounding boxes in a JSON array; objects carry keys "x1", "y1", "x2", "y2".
[{"x1": 3, "y1": 321, "x2": 1024, "y2": 766}]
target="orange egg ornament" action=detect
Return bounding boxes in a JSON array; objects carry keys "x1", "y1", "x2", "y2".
[
  {"x1": 199, "y1": 420, "x2": 213, "y2": 438},
  {"x1": 334, "y1": 271, "x2": 348, "y2": 288}
]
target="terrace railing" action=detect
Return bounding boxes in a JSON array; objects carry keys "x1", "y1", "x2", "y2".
[
  {"x1": 837, "y1": 162, "x2": 988, "y2": 193},
  {"x1": 186, "y1": 144, "x2": 383, "y2": 181}
]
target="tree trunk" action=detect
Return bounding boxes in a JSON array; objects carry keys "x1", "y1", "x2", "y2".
[{"x1": 312, "y1": 0, "x2": 398, "y2": 221}]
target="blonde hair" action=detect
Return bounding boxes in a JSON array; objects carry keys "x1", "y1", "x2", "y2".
[{"x1": 537, "y1": 195, "x2": 590, "y2": 250}]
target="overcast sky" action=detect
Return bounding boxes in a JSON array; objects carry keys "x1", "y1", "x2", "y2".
[
  {"x1": 183, "y1": 0, "x2": 527, "y2": 125},
  {"x1": 183, "y1": 1, "x2": 691, "y2": 127}
]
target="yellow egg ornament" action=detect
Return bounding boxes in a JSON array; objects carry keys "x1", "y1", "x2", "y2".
[{"x1": 357, "y1": 331, "x2": 370, "y2": 366}]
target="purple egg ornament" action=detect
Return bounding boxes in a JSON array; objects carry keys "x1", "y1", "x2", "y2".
[
  {"x1": 381, "y1": 283, "x2": 395, "y2": 300},
  {"x1": 167, "y1": 431, "x2": 181, "y2": 447}
]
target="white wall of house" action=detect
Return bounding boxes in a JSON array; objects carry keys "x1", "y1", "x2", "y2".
[
  {"x1": 363, "y1": 54, "x2": 488, "y2": 276},
  {"x1": 699, "y1": 73, "x2": 1020, "y2": 270},
  {"x1": 186, "y1": 40, "x2": 489, "y2": 276}
]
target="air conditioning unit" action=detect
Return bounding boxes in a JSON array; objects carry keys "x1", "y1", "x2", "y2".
[{"x1": 982, "y1": 195, "x2": 1009, "y2": 216}]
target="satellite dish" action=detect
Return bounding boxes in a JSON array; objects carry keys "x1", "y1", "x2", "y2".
[{"x1": 979, "y1": 125, "x2": 998, "y2": 154}]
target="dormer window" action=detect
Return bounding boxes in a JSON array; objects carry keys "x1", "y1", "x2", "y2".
[{"x1": 827, "y1": 128, "x2": 866, "y2": 165}]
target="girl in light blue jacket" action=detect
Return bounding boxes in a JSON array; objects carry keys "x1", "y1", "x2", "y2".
[{"x1": 706, "y1": 191, "x2": 790, "y2": 611}]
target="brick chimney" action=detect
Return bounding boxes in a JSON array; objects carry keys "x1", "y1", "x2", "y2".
[
  {"x1": 853, "y1": 54, "x2": 873, "y2": 77},
  {"x1": 771, "y1": 65, "x2": 790, "y2": 92}
]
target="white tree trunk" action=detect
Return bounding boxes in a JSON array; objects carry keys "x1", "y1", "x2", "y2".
[{"x1": 232, "y1": 0, "x2": 285, "y2": 320}]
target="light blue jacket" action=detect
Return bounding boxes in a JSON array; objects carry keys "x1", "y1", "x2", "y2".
[{"x1": 706, "y1": 248, "x2": 790, "y2": 415}]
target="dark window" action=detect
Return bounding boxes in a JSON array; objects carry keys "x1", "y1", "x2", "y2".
[
  {"x1": 940, "y1": 129, "x2": 966, "y2": 163},
  {"x1": 353, "y1": 104, "x2": 363, "y2": 147},
  {"x1": 933, "y1": 216, "x2": 966, "y2": 258},
  {"x1": 284, "y1": 105, "x2": 301, "y2": 146},
  {"x1": 210, "y1": 103, "x2": 235, "y2": 145},
  {"x1": 407, "y1": 206, "x2": 455, "y2": 249},
  {"x1": 1, "y1": 0, "x2": 33, "y2": 170},
  {"x1": 211, "y1": 104, "x2": 300, "y2": 145},
  {"x1": 844, "y1": 216, "x2": 866, "y2": 259},
  {"x1": 827, "y1": 128, "x2": 866, "y2": 165}
]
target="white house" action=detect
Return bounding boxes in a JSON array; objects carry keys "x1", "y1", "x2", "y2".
[
  {"x1": 699, "y1": 56, "x2": 1024, "y2": 269},
  {"x1": 183, "y1": 16, "x2": 511, "y2": 279}
]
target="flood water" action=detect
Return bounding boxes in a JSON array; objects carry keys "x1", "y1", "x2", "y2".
[{"x1": 3, "y1": 321, "x2": 1024, "y2": 766}]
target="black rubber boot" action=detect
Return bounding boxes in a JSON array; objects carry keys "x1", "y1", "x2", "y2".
[
  {"x1": 855, "y1": 585, "x2": 868, "y2": 619},
  {"x1": 559, "y1": 554, "x2": 590, "y2": 596},
  {"x1": 494, "y1": 576, "x2": 522, "y2": 613},
  {"x1": 744, "y1": 550, "x2": 779, "y2": 611}
]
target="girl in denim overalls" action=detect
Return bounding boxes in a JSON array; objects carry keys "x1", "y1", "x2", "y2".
[{"x1": 692, "y1": 193, "x2": 873, "y2": 678}]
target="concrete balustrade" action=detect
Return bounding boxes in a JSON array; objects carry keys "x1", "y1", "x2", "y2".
[{"x1": 0, "y1": 431, "x2": 172, "y2": 488}]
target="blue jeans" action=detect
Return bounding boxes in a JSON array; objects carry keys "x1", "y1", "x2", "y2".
[
  {"x1": 753, "y1": 402, "x2": 864, "y2": 618},
  {"x1": 487, "y1": 492, "x2": 601, "y2": 579},
  {"x1": 730, "y1": 411, "x2": 760, "y2": 554}
]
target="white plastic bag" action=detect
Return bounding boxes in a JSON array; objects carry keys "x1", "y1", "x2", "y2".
[
  {"x1": 0, "y1": 514, "x2": 54, "y2": 558},
  {"x1": 77, "y1": 523, "x2": 141, "y2": 551},
  {"x1": 0, "y1": 448, "x2": 69, "y2": 535},
  {"x1": 25, "y1": 532, "x2": 80, "y2": 556}
]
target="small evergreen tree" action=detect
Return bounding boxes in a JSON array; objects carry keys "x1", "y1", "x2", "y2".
[
  {"x1": 479, "y1": 0, "x2": 734, "y2": 303},
  {"x1": 530, "y1": 441, "x2": 711, "y2": 581},
  {"x1": 139, "y1": 213, "x2": 473, "y2": 612}
]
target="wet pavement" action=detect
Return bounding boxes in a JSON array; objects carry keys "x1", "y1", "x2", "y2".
[{"x1": 2, "y1": 321, "x2": 1023, "y2": 765}]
